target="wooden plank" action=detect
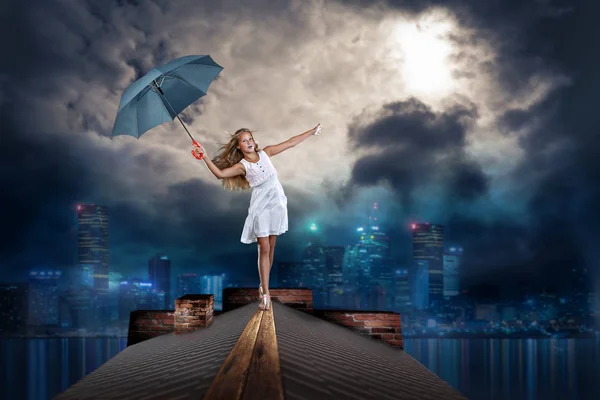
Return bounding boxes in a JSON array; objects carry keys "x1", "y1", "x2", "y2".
[
  {"x1": 241, "y1": 308, "x2": 285, "y2": 400},
  {"x1": 202, "y1": 309, "x2": 263, "y2": 400}
]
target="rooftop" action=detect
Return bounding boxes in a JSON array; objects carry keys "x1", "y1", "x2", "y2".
[{"x1": 55, "y1": 301, "x2": 467, "y2": 399}]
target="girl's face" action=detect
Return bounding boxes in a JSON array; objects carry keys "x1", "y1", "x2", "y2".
[{"x1": 237, "y1": 132, "x2": 255, "y2": 153}]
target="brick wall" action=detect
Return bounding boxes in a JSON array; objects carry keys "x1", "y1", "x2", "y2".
[
  {"x1": 175, "y1": 294, "x2": 214, "y2": 334},
  {"x1": 127, "y1": 294, "x2": 215, "y2": 345},
  {"x1": 223, "y1": 288, "x2": 313, "y2": 313},
  {"x1": 313, "y1": 310, "x2": 403, "y2": 349},
  {"x1": 127, "y1": 310, "x2": 174, "y2": 346}
]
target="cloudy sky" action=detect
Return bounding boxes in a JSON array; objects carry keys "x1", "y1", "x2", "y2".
[{"x1": 1, "y1": 0, "x2": 598, "y2": 292}]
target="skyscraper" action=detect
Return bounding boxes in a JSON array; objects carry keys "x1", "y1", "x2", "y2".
[
  {"x1": 443, "y1": 246, "x2": 463, "y2": 297},
  {"x1": 323, "y1": 246, "x2": 345, "y2": 308},
  {"x1": 0, "y1": 284, "x2": 28, "y2": 334},
  {"x1": 394, "y1": 268, "x2": 411, "y2": 311},
  {"x1": 199, "y1": 274, "x2": 226, "y2": 311},
  {"x1": 413, "y1": 260, "x2": 429, "y2": 310},
  {"x1": 28, "y1": 270, "x2": 63, "y2": 327},
  {"x1": 108, "y1": 272, "x2": 124, "y2": 322},
  {"x1": 76, "y1": 204, "x2": 109, "y2": 297},
  {"x1": 148, "y1": 255, "x2": 172, "y2": 309},
  {"x1": 300, "y1": 223, "x2": 326, "y2": 304},
  {"x1": 177, "y1": 274, "x2": 202, "y2": 298},
  {"x1": 118, "y1": 279, "x2": 164, "y2": 321},
  {"x1": 277, "y1": 262, "x2": 301, "y2": 288},
  {"x1": 412, "y1": 223, "x2": 444, "y2": 307},
  {"x1": 350, "y1": 202, "x2": 392, "y2": 309}
]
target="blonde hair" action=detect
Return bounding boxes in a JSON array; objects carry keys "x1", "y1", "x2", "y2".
[{"x1": 212, "y1": 128, "x2": 260, "y2": 191}]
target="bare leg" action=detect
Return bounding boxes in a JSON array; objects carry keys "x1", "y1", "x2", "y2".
[
  {"x1": 256, "y1": 237, "x2": 271, "y2": 309},
  {"x1": 268, "y1": 235, "x2": 277, "y2": 275},
  {"x1": 257, "y1": 247, "x2": 262, "y2": 295}
]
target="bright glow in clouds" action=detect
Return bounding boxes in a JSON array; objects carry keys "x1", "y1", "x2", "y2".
[{"x1": 392, "y1": 15, "x2": 455, "y2": 96}]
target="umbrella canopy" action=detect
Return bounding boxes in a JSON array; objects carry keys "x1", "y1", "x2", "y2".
[{"x1": 111, "y1": 55, "x2": 223, "y2": 139}]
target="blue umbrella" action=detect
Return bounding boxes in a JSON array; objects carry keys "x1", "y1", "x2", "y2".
[{"x1": 111, "y1": 54, "x2": 223, "y2": 158}]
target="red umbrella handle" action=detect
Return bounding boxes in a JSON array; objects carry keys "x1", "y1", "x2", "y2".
[{"x1": 191, "y1": 140, "x2": 204, "y2": 160}]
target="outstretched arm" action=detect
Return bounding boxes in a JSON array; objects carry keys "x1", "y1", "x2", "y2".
[
  {"x1": 193, "y1": 144, "x2": 245, "y2": 180},
  {"x1": 263, "y1": 123, "x2": 321, "y2": 157}
]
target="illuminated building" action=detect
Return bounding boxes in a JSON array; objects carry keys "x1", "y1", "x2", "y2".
[
  {"x1": 354, "y1": 202, "x2": 392, "y2": 310},
  {"x1": 0, "y1": 284, "x2": 29, "y2": 333},
  {"x1": 300, "y1": 223, "x2": 326, "y2": 305},
  {"x1": 108, "y1": 272, "x2": 124, "y2": 322},
  {"x1": 394, "y1": 268, "x2": 411, "y2": 311},
  {"x1": 28, "y1": 270, "x2": 63, "y2": 326},
  {"x1": 443, "y1": 246, "x2": 462, "y2": 297},
  {"x1": 177, "y1": 274, "x2": 202, "y2": 298},
  {"x1": 343, "y1": 244, "x2": 359, "y2": 290},
  {"x1": 76, "y1": 204, "x2": 109, "y2": 297},
  {"x1": 324, "y1": 246, "x2": 345, "y2": 308},
  {"x1": 118, "y1": 279, "x2": 164, "y2": 321},
  {"x1": 277, "y1": 262, "x2": 301, "y2": 288},
  {"x1": 411, "y1": 223, "x2": 444, "y2": 307},
  {"x1": 62, "y1": 286, "x2": 100, "y2": 329},
  {"x1": 413, "y1": 260, "x2": 429, "y2": 310},
  {"x1": 148, "y1": 255, "x2": 172, "y2": 308},
  {"x1": 200, "y1": 274, "x2": 226, "y2": 311}
]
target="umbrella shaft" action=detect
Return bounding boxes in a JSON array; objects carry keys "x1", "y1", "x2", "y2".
[
  {"x1": 175, "y1": 115, "x2": 195, "y2": 141},
  {"x1": 154, "y1": 80, "x2": 195, "y2": 142}
]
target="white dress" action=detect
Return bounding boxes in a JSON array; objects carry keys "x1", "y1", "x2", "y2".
[{"x1": 239, "y1": 149, "x2": 288, "y2": 244}]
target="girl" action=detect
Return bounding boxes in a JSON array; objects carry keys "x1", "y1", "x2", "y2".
[{"x1": 192, "y1": 124, "x2": 321, "y2": 310}]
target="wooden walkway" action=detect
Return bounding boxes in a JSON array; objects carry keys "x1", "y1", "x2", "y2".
[{"x1": 203, "y1": 308, "x2": 284, "y2": 400}]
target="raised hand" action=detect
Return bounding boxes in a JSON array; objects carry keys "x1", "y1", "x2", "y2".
[
  {"x1": 191, "y1": 141, "x2": 206, "y2": 160},
  {"x1": 312, "y1": 123, "x2": 322, "y2": 136}
]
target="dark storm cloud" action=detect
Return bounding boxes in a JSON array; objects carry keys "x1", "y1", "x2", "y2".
[
  {"x1": 0, "y1": 0, "x2": 325, "y2": 281},
  {"x1": 0, "y1": 100, "x2": 248, "y2": 277},
  {"x1": 348, "y1": 100, "x2": 474, "y2": 150},
  {"x1": 336, "y1": 0, "x2": 600, "y2": 289},
  {"x1": 342, "y1": 97, "x2": 488, "y2": 209}
]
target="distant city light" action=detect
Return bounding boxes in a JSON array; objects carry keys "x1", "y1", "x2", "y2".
[
  {"x1": 411, "y1": 224, "x2": 416, "y2": 229},
  {"x1": 356, "y1": 227, "x2": 364, "y2": 232},
  {"x1": 138, "y1": 282, "x2": 152, "y2": 287},
  {"x1": 372, "y1": 226, "x2": 379, "y2": 230},
  {"x1": 76, "y1": 204, "x2": 82, "y2": 211},
  {"x1": 120, "y1": 281, "x2": 129, "y2": 285},
  {"x1": 310, "y1": 223, "x2": 317, "y2": 231}
]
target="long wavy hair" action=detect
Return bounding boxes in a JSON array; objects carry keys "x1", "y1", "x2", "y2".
[{"x1": 212, "y1": 128, "x2": 260, "y2": 191}]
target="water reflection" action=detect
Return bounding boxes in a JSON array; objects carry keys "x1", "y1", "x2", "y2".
[
  {"x1": 404, "y1": 338, "x2": 600, "y2": 400},
  {"x1": 0, "y1": 337, "x2": 598, "y2": 399},
  {"x1": 1, "y1": 338, "x2": 127, "y2": 400}
]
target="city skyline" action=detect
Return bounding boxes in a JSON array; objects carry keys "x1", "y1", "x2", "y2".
[
  {"x1": 1, "y1": 199, "x2": 593, "y2": 300},
  {"x1": 2, "y1": 198, "x2": 595, "y2": 339}
]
